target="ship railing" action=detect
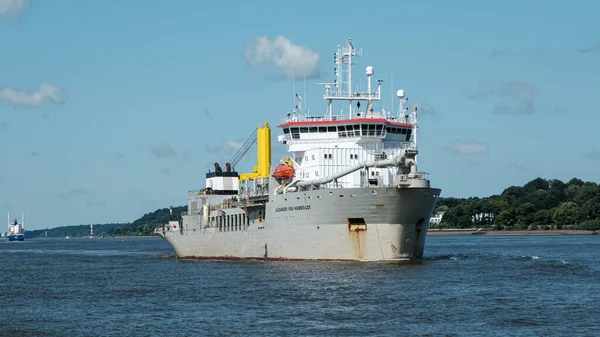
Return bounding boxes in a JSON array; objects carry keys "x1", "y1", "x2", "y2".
[
  {"x1": 180, "y1": 202, "x2": 244, "y2": 217},
  {"x1": 282, "y1": 135, "x2": 416, "y2": 146},
  {"x1": 417, "y1": 172, "x2": 430, "y2": 181},
  {"x1": 179, "y1": 210, "x2": 204, "y2": 216},
  {"x1": 279, "y1": 138, "x2": 415, "y2": 154},
  {"x1": 396, "y1": 172, "x2": 430, "y2": 182},
  {"x1": 188, "y1": 189, "x2": 210, "y2": 197},
  {"x1": 156, "y1": 219, "x2": 254, "y2": 237},
  {"x1": 323, "y1": 90, "x2": 379, "y2": 99},
  {"x1": 281, "y1": 115, "x2": 330, "y2": 123},
  {"x1": 283, "y1": 131, "x2": 388, "y2": 141},
  {"x1": 280, "y1": 113, "x2": 400, "y2": 124},
  {"x1": 338, "y1": 130, "x2": 383, "y2": 138}
]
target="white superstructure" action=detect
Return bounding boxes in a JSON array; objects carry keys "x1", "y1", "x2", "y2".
[{"x1": 277, "y1": 38, "x2": 425, "y2": 192}]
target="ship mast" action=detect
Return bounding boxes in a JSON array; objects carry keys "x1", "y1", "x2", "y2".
[
  {"x1": 413, "y1": 105, "x2": 418, "y2": 164},
  {"x1": 320, "y1": 38, "x2": 382, "y2": 120}
]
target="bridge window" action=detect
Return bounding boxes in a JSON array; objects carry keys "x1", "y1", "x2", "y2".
[
  {"x1": 327, "y1": 126, "x2": 336, "y2": 132},
  {"x1": 366, "y1": 124, "x2": 375, "y2": 136},
  {"x1": 300, "y1": 127, "x2": 308, "y2": 133},
  {"x1": 309, "y1": 127, "x2": 318, "y2": 133},
  {"x1": 318, "y1": 127, "x2": 327, "y2": 132},
  {"x1": 283, "y1": 128, "x2": 290, "y2": 134}
]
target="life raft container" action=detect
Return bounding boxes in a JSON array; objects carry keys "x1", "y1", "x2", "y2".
[{"x1": 272, "y1": 164, "x2": 295, "y2": 180}]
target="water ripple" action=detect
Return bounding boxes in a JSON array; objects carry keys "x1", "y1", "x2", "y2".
[{"x1": 0, "y1": 236, "x2": 598, "y2": 336}]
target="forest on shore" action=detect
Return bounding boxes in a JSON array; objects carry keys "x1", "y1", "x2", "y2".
[
  {"x1": 24, "y1": 177, "x2": 600, "y2": 238},
  {"x1": 436, "y1": 177, "x2": 600, "y2": 231},
  {"x1": 25, "y1": 206, "x2": 186, "y2": 239}
]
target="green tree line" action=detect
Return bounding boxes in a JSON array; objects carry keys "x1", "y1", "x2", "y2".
[
  {"x1": 436, "y1": 177, "x2": 600, "y2": 230},
  {"x1": 25, "y1": 223, "x2": 127, "y2": 239},
  {"x1": 25, "y1": 177, "x2": 600, "y2": 238},
  {"x1": 105, "y1": 205, "x2": 187, "y2": 236},
  {"x1": 25, "y1": 206, "x2": 187, "y2": 238}
]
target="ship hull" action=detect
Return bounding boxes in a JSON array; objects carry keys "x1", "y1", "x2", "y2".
[
  {"x1": 158, "y1": 186, "x2": 441, "y2": 261},
  {"x1": 8, "y1": 234, "x2": 24, "y2": 241}
]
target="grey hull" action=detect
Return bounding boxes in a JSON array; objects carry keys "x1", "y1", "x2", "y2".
[{"x1": 158, "y1": 186, "x2": 441, "y2": 261}]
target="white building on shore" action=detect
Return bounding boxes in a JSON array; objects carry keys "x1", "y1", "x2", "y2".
[{"x1": 430, "y1": 211, "x2": 445, "y2": 227}]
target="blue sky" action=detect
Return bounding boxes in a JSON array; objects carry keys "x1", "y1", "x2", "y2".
[{"x1": 1, "y1": 0, "x2": 599, "y2": 229}]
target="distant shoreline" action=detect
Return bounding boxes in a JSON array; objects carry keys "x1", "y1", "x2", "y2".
[
  {"x1": 29, "y1": 235, "x2": 162, "y2": 239},
  {"x1": 29, "y1": 231, "x2": 599, "y2": 239},
  {"x1": 427, "y1": 229, "x2": 598, "y2": 236}
]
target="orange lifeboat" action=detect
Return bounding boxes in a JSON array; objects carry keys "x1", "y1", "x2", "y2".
[{"x1": 272, "y1": 164, "x2": 295, "y2": 180}]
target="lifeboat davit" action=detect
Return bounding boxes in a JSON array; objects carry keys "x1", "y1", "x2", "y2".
[{"x1": 272, "y1": 164, "x2": 295, "y2": 180}]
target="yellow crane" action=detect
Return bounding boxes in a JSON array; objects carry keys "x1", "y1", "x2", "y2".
[{"x1": 238, "y1": 122, "x2": 271, "y2": 182}]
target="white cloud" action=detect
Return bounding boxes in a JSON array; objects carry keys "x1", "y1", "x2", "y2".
[
  {"x1": 491, "y1": 48, "x2": 550, "y2": 58},
  {"x1": 465, "y1": 79, "x2": 569, "y2": 115},
  {"x1": 577, "y1": 44, "x2": 600, "y2": 56},
  {"x1": 57, "y1": 188, "x2": 93, "y2": 200},
  {"x1": 584, "y1": 149, "x2": 600, "y2": 160},
  {"x1": 407, "y1": 100, "x2": 436, "y2": 116},
  {"x1": 450, "y1": 140, "x2": 489, "y2": 155},
  {"x1": 0, "y1": 0, "x2": 27, "y2": 17},
  {"x1": 0, "y1": 83, "x2": 63, "y2": 106},
  {"x1": 151, "y1": 142, "x2": 178, "y2": 159},
  {"x1": 508, "y1": 161, "x2": 528, "y2": 171},
  {"x1": 245, "y1": 35, "x2": 320, "y2": 79},
  {"x1": 466, "y1": 79, "x2": 536, "y2": 115},
  {"x1": 224, "y1": 140, "x2": 243, "y2": 152},
  {"x1": 204, "y1": 140, "x2": 244, "y2": 157}
]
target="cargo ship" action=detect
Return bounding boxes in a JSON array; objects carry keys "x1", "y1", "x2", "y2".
[
  {"x1": 7, "y1": 212, "x2": 25, "y2": 241},
  {"x1": 155, "y1": 38, "x2": 441, "y2": 261}
]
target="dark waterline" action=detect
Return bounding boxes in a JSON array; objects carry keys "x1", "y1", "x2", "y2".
[{"x1": 1, "y1": 236, "x2": 598, "y2": 336}]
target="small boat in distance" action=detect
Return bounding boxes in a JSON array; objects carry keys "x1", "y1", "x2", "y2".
[{"x1": 7, "y1": 212, "x2": 25, "y2": 241}]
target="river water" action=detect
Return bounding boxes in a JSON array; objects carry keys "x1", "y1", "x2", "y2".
[{"x1": 1, "y1": 235, "x2": 598, "y2": 336}]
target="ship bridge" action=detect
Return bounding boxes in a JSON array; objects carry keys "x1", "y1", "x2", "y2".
[{"x1": 274, "y1": 38, "x2": 421, "y2": 190}]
